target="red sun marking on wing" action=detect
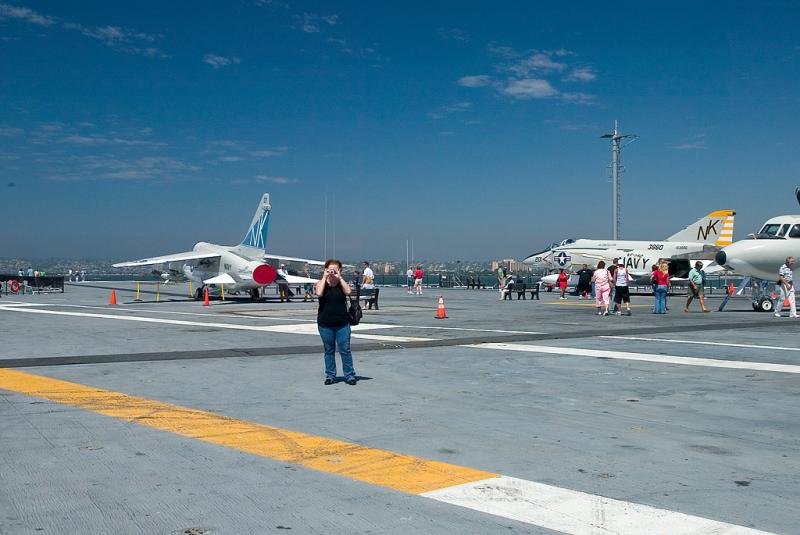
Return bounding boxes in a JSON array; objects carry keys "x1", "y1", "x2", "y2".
[{"x1": 253, "y1": 264, "x2": 277, "y2": 285}]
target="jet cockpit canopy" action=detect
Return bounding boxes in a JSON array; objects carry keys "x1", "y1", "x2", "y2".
[{"x1": 753, "y1": 216, "x2": 800, "y2": 239}]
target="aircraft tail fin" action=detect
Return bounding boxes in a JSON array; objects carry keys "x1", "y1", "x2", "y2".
[
  {"x1": 239, "y1": 193, "x2": 271, "y2": 249},
  {"x1": 664, "y1": 210, "x2": 735, "y2": 246}
]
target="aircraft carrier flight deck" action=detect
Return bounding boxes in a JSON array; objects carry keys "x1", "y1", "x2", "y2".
[{"x1": 0, "y1": 282, "x2": 797, "y2": 535}]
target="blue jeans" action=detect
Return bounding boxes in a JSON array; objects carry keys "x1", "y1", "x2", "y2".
[
  {"x1": 654, "y1": 285, "x2": 668, "y2": 313},
  {"x1": 318, "y1": 324, "x2": 355, "y2": 380}
]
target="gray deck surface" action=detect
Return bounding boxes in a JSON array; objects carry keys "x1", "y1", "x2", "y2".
[{"x1": 0, "y1": 283, "x2": 797, "y2": 534}]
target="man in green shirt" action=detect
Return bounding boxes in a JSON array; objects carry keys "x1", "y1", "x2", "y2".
[{"x1": 685, "y1": 261, "x2": 710, "y2": 313}]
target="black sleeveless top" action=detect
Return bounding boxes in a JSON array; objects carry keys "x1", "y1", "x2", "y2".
[{"x1": 317, "y1": 282, "x2": 349, "y2": 327}]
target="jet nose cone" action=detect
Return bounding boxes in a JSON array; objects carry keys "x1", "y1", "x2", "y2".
[{"x1": 715, "y1": 250, "x2": 727, "y2": 267}]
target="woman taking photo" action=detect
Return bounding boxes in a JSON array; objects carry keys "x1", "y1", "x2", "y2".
[{"x1": 315, "y1": 259, "x2": 357, "y2": 385}]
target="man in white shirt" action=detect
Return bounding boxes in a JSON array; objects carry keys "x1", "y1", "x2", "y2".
[
  {"x1": 775, "y1": 256, "x2": 796, "y2": 318},
  {"x1": 406, "y1": 268, "x2": 413, "y2": 294},
  {"x1": 277, "y1": 263, "x2": 291, "y2": 302},
  {"x1": 613, "y1": 260, "x2": 632, "y2": 316},
  {"x1": 361, "y1": 262, "x2": 375, "y2": 290}
]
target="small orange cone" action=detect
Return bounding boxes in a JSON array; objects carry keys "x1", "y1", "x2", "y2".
[
  {"x1": 729, "y1": 283, "x2": 735, "y2": 296},
  {"x1": 784, "y1": 297, "x2": 791, "y2": 308},
  {"x1": 203, "y1": 287, "x2": 210, "y2": 306},
  {"x1": 435, "y1": 295, "x2": 447, "y2": 319},
  {"x1": 109, "y1": 289, "x2": 117, "y2": 306}
]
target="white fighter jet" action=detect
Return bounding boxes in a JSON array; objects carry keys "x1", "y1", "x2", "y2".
[
  {"x1": 524, "y1": 210, "x2": 736, "y2": 282},
  {"x1": 113, "y1": 193, "x2": 322, "y2": 300},
  {"x1": 715, "y1": 189, "x2": 800, "y2": 311}
]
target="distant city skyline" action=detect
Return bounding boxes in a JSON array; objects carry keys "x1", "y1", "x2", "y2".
[{"x1": 2, "y1": 2, "x2": 799, "y2": 261}]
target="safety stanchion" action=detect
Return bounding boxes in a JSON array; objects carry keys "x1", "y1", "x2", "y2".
[
  {"x1": 221, "y1": 284, "x2": 225, "y2": 301},
  {"x1": 188, "y1": 280, "x2": 193, "y2": 298},
  {"x1": 135, "y1": 282, "x2": 141, "y2": 302},
  {"x1": 156, "y1": 282, "x2": 161, "y2": 303}
]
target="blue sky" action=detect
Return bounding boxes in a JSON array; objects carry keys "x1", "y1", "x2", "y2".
[{"x1": 1, "y1": 1, "x2": 799, "y2": 261}]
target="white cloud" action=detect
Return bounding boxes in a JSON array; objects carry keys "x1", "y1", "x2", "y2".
[
  {"x1": 507, "y1": 53, "x2": 566, "y2": 77},
  {"x1": 218, "y1": 156, "x2": 245, "y2": 162},
  {"x1": 62, "y1": 22, "x2": 167, "y2": 58},
  {"x1": 457, "y1": 75, "x2": 491, "y2": 88},
  {"x1": 500, "y1": 78, "x2": 558, "y2": 99},
  {"x1": 296, "y1": 12, "x2": 339, "y2": 33},
  {"x1": 39, "y1": 122, "x2": 64, "y2": 132},
  {"x1": 49, "y1": 155, "x2": 199, "y2": 181},
  {"x1": 438, "y1": 28, "x2": 469, "y2": 42},
  {"x1": 560, "y1": 92, "x2": 595, "y2": 104},
  {"x1": 0, "y1": 126, "x2": 23, "y2": 137},
  {"x1": 0, "y1": 3, "x2": 54, "y2": 26},
  {"x1": 672, "y1": 134, "x2": 707, "y2": 150},
  {"x1": 564, "y1": 67, "x2": 596, "y2": 82},
  {"x1": 254, "y1": 0, "x2": 289, "y2": 8},
  {"x1": 428, "y1": 101, "x2": 472, "y2": 119},
  {"x1": 0, "y1": 4, "x2": 167, "y2": 57},
  {"x1": 203, "y1": 54, "x2": 241, "y2": 69},
  {"x1": 250, "y1": 147, "x2": 289, "y2": 158},
  {"x1": 487, "y1": 44, "x2": 522, "y2": 59},
  {"x1": 253, "y1": 174, "x2": 297, "y2": 184},
  {"x1": 57, "y1": 134, "x2": 165, "y2": 147}
]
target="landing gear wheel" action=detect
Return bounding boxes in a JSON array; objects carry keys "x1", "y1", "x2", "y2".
[
  {"x1": 195, "y1": 287, "x2": 203, "y2": 301},
  {"x1": 250, "y1": 288, "x2": 261, "y2": 302},
  {"x1": 758, "y1": 298, "x2": 774, "y2": 312}
]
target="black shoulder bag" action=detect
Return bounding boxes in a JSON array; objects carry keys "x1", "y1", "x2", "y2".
[{"x1": 348, "y1": 286, "x2": 362, "y2": 326}]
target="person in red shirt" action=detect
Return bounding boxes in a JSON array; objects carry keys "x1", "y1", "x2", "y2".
[
  {"x1": 650, "y1": 262, "x2": 670, "y2": 313},
  {"x1": 413, "y1": 266, "x2": 424, "y2": 295},
  {"x1": 557, "y1": 269, "x2": 569, "y2": 300}
]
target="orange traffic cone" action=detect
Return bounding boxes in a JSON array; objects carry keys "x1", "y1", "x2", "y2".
[
  {"x1": 109, "y1": 289, "x2": 117, "y2": 306},
  {"x1": 729, "y1": 283, "x2": 735, "y2": 296},
  {"x1": 203, "y1": 287, "x2": 210, "y2": 306},
  {"x1": 784, "y1": 297, "x2": 791, "y2": 308},
  {"x1": 435, "y1": 295, "x2": 447, "y2": 319}
]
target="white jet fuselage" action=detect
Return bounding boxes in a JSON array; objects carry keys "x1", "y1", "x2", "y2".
[
  {"x1": 181, "y1": 242, "x2": 265, "y2": 291},
  {"x1": 551, "y1": 239, "x2": 712, "y2": 278},
  {"x1": 717, "y1": 215, "x2": 800, "y2": 280}
]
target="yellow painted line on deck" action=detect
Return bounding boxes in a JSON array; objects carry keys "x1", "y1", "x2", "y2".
[
  {"x1": 0, "y1": 368, "x2": 493, "y2": 494},
  {"x1": 0, "y1": 369, "x2": 774, "y2": 534}
]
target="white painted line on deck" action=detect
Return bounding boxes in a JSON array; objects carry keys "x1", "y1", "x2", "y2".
[
  {"x1": 465, "y1": 343, "x2": 800, "y2": 374},
  {"x1": 0, "y1": 306, "x2": 437, "y2": 343},
  {"x1": 31, "y1": 302, "x2": 319, "y2": 322},
  {"x1": 602, "y1": 335, "x2": 800, "y2": 352},
  {"x1": 424, "y1": 475, "x2": 771, "y2": 535}
]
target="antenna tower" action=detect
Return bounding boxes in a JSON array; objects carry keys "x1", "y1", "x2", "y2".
[{"x1": 601, "y1": 120, "x2": 637, "y2": 240}]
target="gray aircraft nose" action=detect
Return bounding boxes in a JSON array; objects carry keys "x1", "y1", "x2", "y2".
[{"x1": 715, "y1": 250, "x2": 727, "y2": 266}]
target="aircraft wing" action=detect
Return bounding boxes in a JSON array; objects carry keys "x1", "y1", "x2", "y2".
[
  {"x1": 204, "y1": 273, "x2": 236, "y2": 285},
  {"x1": 284, "y1": 274, "x2": 318, "y2": 285},
  {"x1": 264, "y1": 253, "x2": 325, "y2": 266},
  {"x1": 112, "y1": 251, "x2": 221, "y2": 268},
  {"x1": 669, "y1": 247, "x2": 721, "y2": 261}
]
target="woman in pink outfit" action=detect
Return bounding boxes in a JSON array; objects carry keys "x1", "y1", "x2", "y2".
[{"x1": 591, "y1": 261, "x2": 612, "y2": 316}]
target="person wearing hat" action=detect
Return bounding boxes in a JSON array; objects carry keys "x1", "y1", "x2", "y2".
[
  {"x1": 613, "y1": 259, "x2": 632, "y2": 316},
  {"x1": 277, "y1": 263, "x2": 291, "y2": 302},
  {"x1": 685, "y1": 261, "x2": 710, "y2": 313}
]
